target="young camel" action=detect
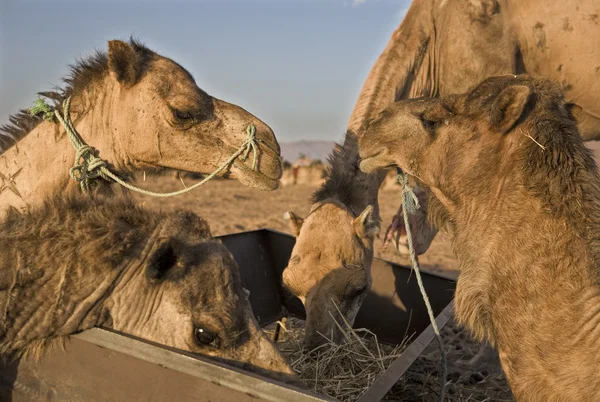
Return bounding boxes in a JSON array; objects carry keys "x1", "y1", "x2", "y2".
[
  {"x1": 359, "y1": 75, "x2": 600, "y2": 401},
  {"x1": 0, "y1": 194, "x2": 295, "y2": 382},
  {"x1": 0, "y1": 39, "x2": 282, "y2": 217},
  {"x1": 282, "y1": 0, "x2": 600, "y2": 352}
]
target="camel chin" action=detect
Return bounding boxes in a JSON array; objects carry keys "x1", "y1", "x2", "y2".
[{"x1": 231, "y1": 162, "x2": 281, "y2": 191}]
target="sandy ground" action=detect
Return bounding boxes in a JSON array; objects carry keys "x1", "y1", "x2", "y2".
[
  {"x1": 132, "y1": 173, "x2": 508, "y2": 401},
  {"x1": 133, "y1": 174, "x2": 459, "y2": 275}
]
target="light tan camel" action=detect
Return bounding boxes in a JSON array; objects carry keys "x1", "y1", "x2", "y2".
[
  {"x1": 282, "y1": 0, "x2": 600, "y2": 350},
  {"x1": 0, "y1": 39, "x2": 282, "y2": 217},
  {"x1": 359, "y1": 74, "x2": 600, "y2": 402}
]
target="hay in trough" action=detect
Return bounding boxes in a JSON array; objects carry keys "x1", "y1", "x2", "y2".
[
  {"x1": 265, "y1": 317, "x2": 513, "y2": 401},
  {"x1": 267, "y1": 317, "x2": 412, "y2": 402}
]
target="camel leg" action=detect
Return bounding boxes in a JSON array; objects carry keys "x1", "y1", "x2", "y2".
[
  {"x1": 382, "y1": 205, "x2": 405, "y2": 253},
  {"x1": 382, "y1": 185, "x2": 435, "y2": 256}
]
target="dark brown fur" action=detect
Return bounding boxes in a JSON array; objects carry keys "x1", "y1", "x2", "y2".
[{"x1": 313, "y1": 133, "x2": 363, "y2": 208}]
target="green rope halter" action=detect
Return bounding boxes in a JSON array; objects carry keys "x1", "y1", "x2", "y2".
[{"x1": 29, "y1": 96, "x2": 261, "y2": 197}]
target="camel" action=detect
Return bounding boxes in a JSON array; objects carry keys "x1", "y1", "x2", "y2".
[
  {"x1": 283, "y1": 140, "x2": 379, "y2": 349},
  {"x1": 280, "y1": 158, "x2": 327, "y2": 186},
  {"x1": 0, "y1": 193, "x2": 296, "y2": 382},
  {"x1": 0, "y1": 39, "x2": 283, "y2": 218},
  {"x1": 359, "y1": 75, "x2": 600, "y2": 401},
  {"x1": 282, "y1": 0, "x2": 600, "y2": 349}
]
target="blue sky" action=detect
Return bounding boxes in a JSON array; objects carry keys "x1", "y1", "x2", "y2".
[{"x1": 0, "y1": 0, "x2": 409, "y2": 142}]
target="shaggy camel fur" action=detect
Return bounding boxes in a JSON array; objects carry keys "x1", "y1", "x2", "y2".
[
  {"x1": 0, "y1": 39, "x2": 282, "y2": 217},
  {"x1": 359, "y1": 75, "x2": 600, "y2": 401},
  {"x1": 0, "y1": 195, "x2": 294, "y2": 381},
  {"x1": 283, "y1": 0, "x2": 600, "y2": 350}
]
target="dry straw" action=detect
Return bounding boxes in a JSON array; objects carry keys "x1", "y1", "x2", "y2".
[{"x1": 273, "y1": 315, "x2": 412, "y2": 402}]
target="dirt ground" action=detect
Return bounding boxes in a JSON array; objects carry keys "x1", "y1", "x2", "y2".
[{"x1": 133, "y1": 173, "x2": 509, "y2": 402}]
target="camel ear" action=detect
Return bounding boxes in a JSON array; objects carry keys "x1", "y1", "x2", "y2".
[
  {"x1": 490, "y1": 85, "x2": 531, "y2": 134},
  {"x1": 353, "y1": 205, "x2": 380, "y2": 240},
  {"x1": 108, "y1": 40, "x2": 141, "y2": 87},
  {"x1": 146, "y1": 237, "x2": 178, "y2": 280},
  {"x1": 284, "y1": 211, "x2": 304, "y2": 236}
]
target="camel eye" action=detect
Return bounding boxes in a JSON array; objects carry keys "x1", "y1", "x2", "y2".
[
  {"x1": 345, "y1": 284, "x2": 367, "y2": 299},
  {"x1": 420, "y1": 115, "x2": 437, "y2": 133},
  {"x1": 194, "y1": 326, "x2": 219, "y2": 348},
  {"x1": 173, "y1": 109, "x2": 194, "y2": 121}
]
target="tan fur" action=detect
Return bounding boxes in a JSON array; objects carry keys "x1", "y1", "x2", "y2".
[
  {"x1": 285, "y1": 0, "x2": 600, "y2": 349},
  {"x1": 0, "y1": 39, "x2": 283, "y2": 218},
  {"x1": 282, "y1": 199, "x2": 377, "y2": 349},
  {"x1": 0, "y1": 194, "x2": 295, "y2": 381},
  {"x1": 359, "y1": 75, "x2": 600, "y2": 401}
]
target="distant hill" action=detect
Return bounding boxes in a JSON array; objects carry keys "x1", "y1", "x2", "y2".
[{"x1": 279, "y1": 140, "x2": 337, "y2": 163}]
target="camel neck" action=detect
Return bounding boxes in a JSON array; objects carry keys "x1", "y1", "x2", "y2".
[{"x1": 0, "y1": 89, "x2": 121, "y2": 216}]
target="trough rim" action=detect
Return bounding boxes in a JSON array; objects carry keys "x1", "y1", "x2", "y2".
[
  {"x1": 356, "y1": 301, "x2": 455, "y2": 402},
  {"x1": 56, "y1": 229, "x2": 456, "y2": 402},
  {"x1": 74, "y1": 328, "x2": 332, "y2": 402}
]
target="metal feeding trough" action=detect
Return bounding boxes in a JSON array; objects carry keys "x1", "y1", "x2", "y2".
[{"x1": 0, "y1": 229, "x2": 455, "y2": 401}]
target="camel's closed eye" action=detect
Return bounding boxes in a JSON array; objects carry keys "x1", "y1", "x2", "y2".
[{"x1": 418, "y1": 113, "x2": 438, "y2": 135}]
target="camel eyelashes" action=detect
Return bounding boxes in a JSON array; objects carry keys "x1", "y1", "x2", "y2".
[
  {"x1": 418, "y1": 114, "x2": 438, "y2": 134},
  {"x1": 173, "y1": 109, "x2": 194, "y2": 121},
  {"x1": 194, "y1": 326, "x2": 220, "y2": 348}
]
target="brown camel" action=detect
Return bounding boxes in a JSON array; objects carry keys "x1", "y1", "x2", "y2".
[
  {"x1": 0, "y1": 194, "x2": 295, "y2": 382},
  {"x1": 0, "y1": 39, "x2": 282, "y2": 217},
  {"x1": 359, "y1": 75, "x2": 600, "y2": 401},
  {"x1": 282, "y1": 0, "x2": 600, "y2": 349}
]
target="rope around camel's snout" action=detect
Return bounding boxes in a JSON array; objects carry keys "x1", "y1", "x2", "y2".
[
  {"x1": 29, "y1": 96, "x2": 263, "y2": 197},
  {"x1": 396, "y1": 168, "x2": 447, "y2": 402}
]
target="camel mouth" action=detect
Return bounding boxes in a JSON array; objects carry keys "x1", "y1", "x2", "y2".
[
  {"x1": 230, "y1": 161, "x2": 281, "y2": 191},
  {"x1": 359, "y1": 151, "x2": 395, "y2": 173}
]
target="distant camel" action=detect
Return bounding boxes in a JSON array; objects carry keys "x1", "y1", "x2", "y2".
[{"x1": 280, "y1": 158, "x2": 327, "y2": 186}]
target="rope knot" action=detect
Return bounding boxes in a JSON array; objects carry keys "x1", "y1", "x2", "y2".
[
  {"x1": 239, "y1": 124, "x2": 259, "y2": 170},
  {"x1": 69, "y1": 145, "x2": 109, "y2": 192},
  {"x1": 396, "y1": 168, "x2": 421, "y2": 215}
]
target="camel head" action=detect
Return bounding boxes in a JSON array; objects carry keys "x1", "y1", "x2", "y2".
[
  {"x1": 107, "y1": 209, "x2": 295, "y2": 381},
  {"x1": 282, "y1": 201, "x2": 378, "y2": 351},
  {"x1": 0, "y1": 195, "x2": 295, "y2": 382},
  {"x1": 359, "y1": 75, "x2": 580, "y2": 208},
  {"x1": 104, "y1": 40, "x2": 282, "y2": 190}
]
